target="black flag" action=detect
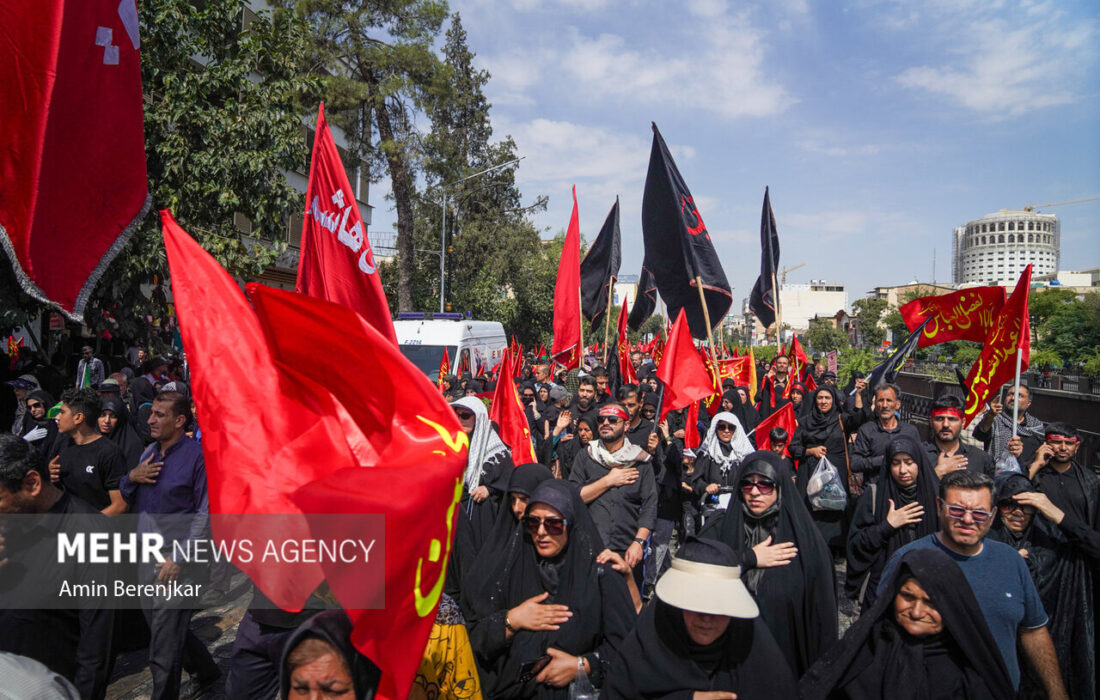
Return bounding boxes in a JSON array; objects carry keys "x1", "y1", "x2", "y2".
[
  {"x1": 862, "y1": 317, "x2": 933, "y2": 392},
  {"x1": 580, "y1": 197, "x2": 622, "y2": 329},
  {"x1": 627, "y1": 263, "x2": 657, "y2": 331},
  {"x1": 748, "y1": 186, "x2": 780, "y2": 330},
  {"x1": 641, "y1": 123, "x2": 732, "y2": 340}
]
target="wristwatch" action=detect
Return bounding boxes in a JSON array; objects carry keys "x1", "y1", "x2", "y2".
[{"x1": 633, "y1": 537, "x2": 647, "y2": 546}]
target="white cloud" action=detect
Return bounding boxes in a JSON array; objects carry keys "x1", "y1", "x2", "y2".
[{"x1": 889, "y1": 3, "x2": 1096, "y2": 117}]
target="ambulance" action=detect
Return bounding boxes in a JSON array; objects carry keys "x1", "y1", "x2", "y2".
[{"x1": 393, "y1": 313, "x2": 508, "y2": 380}]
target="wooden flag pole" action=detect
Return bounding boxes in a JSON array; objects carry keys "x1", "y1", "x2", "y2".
[
  {"x1": 602, "y1": 277, "x2": 615, "y2": 366},
  {"x1": 695, "y1": 276, "x2": 719, "y2": 368}
]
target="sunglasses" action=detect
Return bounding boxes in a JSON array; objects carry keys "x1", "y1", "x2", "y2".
[
  {"x1": 943, "y1": 504, "x2": 993, "y2": 524},
  {"x1": 523, "y1": 515, "x2": 566, "y2": 536},
  {"x1": 26, "y1": 402, "x2": 43, "y2": 409},
  {"x1": 596, "y1": 416, "x2": 622, "y2": 425},
  {"x1": 998, "y1": 502, "x2": 1036, "y2": 515},
  {"x1": 454, "y1": 410, "x2": 475, "y2": 420},
  {"x1": 740, "y1": 479, "x2": 776, "y2": 495},
  {"x1": 715, "y1": 422, "x2": 734, "y2": 432}
]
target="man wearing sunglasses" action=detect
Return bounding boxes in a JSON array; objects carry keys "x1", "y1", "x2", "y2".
[
  {"x1": 879, "y1": 470, "x2": 1067, "y2": 698},
  {"x1": 568, "y1": 404, "x2": 657, "y2": 586}
]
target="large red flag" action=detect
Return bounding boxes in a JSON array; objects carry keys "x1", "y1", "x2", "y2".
[
  {"x1": 0, "y1": 0, "x2": 150, "y2": 320},
  {"x1": 900, "y1": 286, "x2": 1006, "y2": 348},
  {"x1": 962, "y1": 266, "x2": 1032, "y2": 425},
  {"x1": 617, "y1": 299, "x2": 639, "y2": 385},
  {"x1": 551, "y1": 187, "x2": 582, "y2": 369},
  {"x1": 164, "y1": 211, "x2": 468, "y2": 699},
  {"x1": 490, "y1": 350, "x2": 538, "y2": 464},
  {"x1": 297, "y1": 103, "x2": 396, "y2": 345},
  {"x1": 656, "y1": 309, "x2": 713, "y2": 421},
  {"x1": 753, "y1": 402, "x2": 797, "y2": 457}
]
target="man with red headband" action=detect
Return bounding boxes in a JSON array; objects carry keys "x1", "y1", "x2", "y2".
[
  {"x1": 1030, "y1": 422, "x2": 1099, "y2": 531},
  {"x1": 569, "y1": 403, "x2": 658, "y2": 587},
  {"x1": 921, "y1": 395, "x2": 994, "y2": 479}
]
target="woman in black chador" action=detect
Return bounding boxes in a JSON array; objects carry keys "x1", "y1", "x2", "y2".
[
  {"x1": 800, "y1": 548, "x2": 1014, "y2": 700},
  {"x1": 701, "y1": 450, "x2": 836, "y2": 678},
  {"x1": 463, "y1": 479, "x2": 635, "y2": 698}
]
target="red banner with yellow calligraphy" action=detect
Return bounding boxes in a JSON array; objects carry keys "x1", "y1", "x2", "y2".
[
  {"x1": 962, "y1": 267, "x2": 1031, "y2": 425},
  {"x1": 900, "y1": 286, "x2": 1006, "y2": 348}
]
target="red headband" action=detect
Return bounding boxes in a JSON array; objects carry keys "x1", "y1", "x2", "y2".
[
  {"x1": 1045, "y1": 433, "x2": 1079, "y2": 443},
  {"x1": 598, "y1": 405, "x2": 629, "y2": 420},
  {"x1": 931, "y1": 407, "x2": 964, "y2": 419}
]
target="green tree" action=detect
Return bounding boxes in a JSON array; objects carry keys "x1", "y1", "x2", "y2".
[
  {"x1": 951, "y1": 343, "x2": 981, "y2": 370},
  {"x1": 290, "y1": 0, "x2": 449, "y2": 311},
  {"x1": 837, "y1": 348, "x2": 877, "y2": 387},
  {"x1": 805, "y1": 318, "x2": 849, "y2": 353},
  {"x1": 1028, "y1": 288, "x2": 1077, "y2": 338},
  {"x1": 1029, "y1": 347, "x2": 1062, "y2": 370},
  {"x1": 852, "y1": 297, "x2": 888, "y2": 348}
]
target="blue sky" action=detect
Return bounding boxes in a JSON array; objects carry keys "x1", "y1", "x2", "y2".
[{"x1": 370, "y1": 0, "x2": 1100, "y2": 304}]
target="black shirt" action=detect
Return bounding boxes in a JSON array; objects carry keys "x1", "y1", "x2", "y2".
[
  {"x1": 851, "y1": 419, "x2": 922, "y2": 479},
  {"x1": 568, "y1": 449, "x2": 658, "y2": 552},
  {"x1": 59, "y1": 437, "x2": 127, "y2": 510},
  {"x1": 921, "y1": 440, "x2": 995, "y2": 478}
]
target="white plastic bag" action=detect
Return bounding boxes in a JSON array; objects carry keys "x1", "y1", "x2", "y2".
[
  {"x1": 569, "y1": 660, "x2": 597, "y2": 699},
  {"x1": 807, "y1": 457, "x2": 847, "y2": 511},
  {"x1": 995, "y1": 453, "x2": 1023, "y2": 475}
]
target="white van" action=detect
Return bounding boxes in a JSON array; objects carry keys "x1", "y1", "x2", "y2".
[{"x1": 394, "y1": 314, "x2": 508, "y2": 380}]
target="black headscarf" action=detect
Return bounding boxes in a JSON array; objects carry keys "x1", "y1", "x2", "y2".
[
  {"x1": 462, "y1": 480, "x2": 634, "y2": 698},
  {"x1": 799, "y1": 386, "x2": 844, "y2": 442},
  {"x1": 602, "y1": 537, "x2": 797, "y2": 699},
  {"x1": 701, "y1": 450, "x2": 836, "y2": 677},
  {"x1": 279, "y1": 610, "x2": 380, "y2": 699},
  {"x1": 731, "y1": 386, "x2": 761, "y2": 432},
  {"x1": 99, "y1": 395, "x2": 145, "y2": 468},
  {"x1": 800, "y1": 548, "x2": 1014, "y2": 700}
]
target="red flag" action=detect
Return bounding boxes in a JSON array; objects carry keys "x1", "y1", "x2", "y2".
[
  {"x1": 456, "y1": 351, "x2": 470, "y2": 377},
  {"x1": 297, "y1": 104, "x2": 396, "y2": 345},
  {"x1": 164, "y1": 211, "x2": 468, "y2": 699},
  {"x1": 0, "y1": 0, "x2": 150, "y2": 320},
  {"x1": 617, "y1": 299, "x2": 639, "y2": 385},
  {"x1": 684, "y1": 400, "x2": 701, "y2": 450},
  {"x1": 551, "y1": 187, "x2": 582, "y2": 369},
  {"x1": 788, "y1": 336, "x2": 809, "y2": 369},
  {"x1": 437, "y1": 347, "x2": 450, "y2": 389},
  {"x1": 753, "y1": 402, "x2": 797, "y2": 457},
  {"x1": 804, "y1": 373, "x2": 818, "y2": 393},
  {"x1": 963, "y1": 266, "x2": 1032, "y2": 425},
  {"x1": 490, "y1": 350, "x2": 538, "y2": 464},
  {"x1": 901, "y1": 286, "x2": 1007, "y2": 348},
  {"x1": 656, "y1": 309, "x2": 714, "y2": 421}
]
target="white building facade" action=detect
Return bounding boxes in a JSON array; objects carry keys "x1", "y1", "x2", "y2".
[
  {"x1": 779, "y1": 281, "x2": 848, "y2": 330},
  {"x1": 952, "y1": 210, "x2": 1059, "y2": 285}
]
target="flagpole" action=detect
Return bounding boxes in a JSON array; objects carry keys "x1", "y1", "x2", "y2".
[
  {"x1": 658, "y1": 294, "x2": 667, "y2": 342},
  {"x1": 578, "y1": 284, "x2": 585, "y2": 370},
  {"x1": 695, "y1": 276, "x2": 720, "y2": 368},
  {"x1": 772, "y1": 271, "x2": 782, "y2": 353},
  {"x1": 602, "y1": 277, "x2": 614, "y2": 366},
  {"x1": 1010, "y1": 345, "x2": 1023, "y2": 439}
]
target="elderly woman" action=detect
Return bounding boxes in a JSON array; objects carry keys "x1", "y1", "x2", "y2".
[
  {"x1": 463, "y1": 480, "x2": 635, "y2": 698},
  {"x1": 280, "y1": 611, "x2": 381, "y2": 699},
  {"x1": 846, "y1": 435, "x2": 939, "y2": 610},
  {"x1": 701, "y1": 451, "x2": 836, "y2": 678},
  {"x1": 602, "y1": 537, "x2": 796, "y2": 699},
  {"x1": 800, "y1": 548, "x2": 1014, "y2": 700}
]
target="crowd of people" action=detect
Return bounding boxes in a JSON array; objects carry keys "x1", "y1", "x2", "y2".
[{"x1": 0, "y1": 343, "x2": 1096, "y2": 699}]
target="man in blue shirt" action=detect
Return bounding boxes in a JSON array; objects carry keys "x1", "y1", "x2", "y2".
[
  {"x1": 880, "y1": 469, "x2": 1067, "y2": 698},
  {"x1": 119, "y1": 390, "x2": 219, "y2": 699}
]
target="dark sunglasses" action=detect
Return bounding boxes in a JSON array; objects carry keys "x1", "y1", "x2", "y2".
[
  {"x1": 523, "y1": 515, "x2": 566, "y2": 536},
  {"x1": 740, "y1": 479, "x2": 776, "y2": 495},
  {"x1": 454, "y1": 410, "x2": 475, "y2": 420},
  {"x1": 998, "y1": 502, "x2": 1036, "y2": 515},
  {"x1": 26, "y1": 402, "x2": 43, "y2": 409},
  {"x1": 596, "y1": 416, "x2": 621, "y2": 425},
  {"x1": 715, "y1": 422, "x2": 735, "y2": 432},
  {"x1": 944, "y1": 504, "x2": 992, "y2": 523}
]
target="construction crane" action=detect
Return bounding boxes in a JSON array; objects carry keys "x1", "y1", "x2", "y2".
[
  {"x1": 1023, "y1": 196, "x2": 1100, "y2": 212},
  {"x1": 780, "y1": 263, "x2": 805, "y2": 285}
]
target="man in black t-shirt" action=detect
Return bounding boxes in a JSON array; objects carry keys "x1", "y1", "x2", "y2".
[{"x1": 48, "y1": 388, "x2": 128, "y2": 515}]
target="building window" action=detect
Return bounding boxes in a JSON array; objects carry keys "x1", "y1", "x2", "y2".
[
  {"x1": 998, "y1": 222, "x2": 1005, "y2": 231},
  {"x1": 1028, "y1": 234, "x2": 1033, "y2": 242},
  {"x1": 1008, "y1": 222, "x2": 1015, "y2": 231},
  {"x1": 981, "y1": 224, "x2": 987, "y2": 233},
  {"x1": 999, "y1": 234, "x2": 1005, "y2": 243},
  {"x1": 1028, "y1": 222, "x2": 1034, "y2": 231}
]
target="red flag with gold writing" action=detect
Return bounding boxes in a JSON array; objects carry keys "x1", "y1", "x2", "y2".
[
  {"x1": 900, "y1": 286, "x2": 1006, "y2": 348},
  {"x1": 551, "y1": 187, "x2": 582, "y2": 369},
  {"x1": 962, "y1": 267, "x2": 1031, "y2": 425}
]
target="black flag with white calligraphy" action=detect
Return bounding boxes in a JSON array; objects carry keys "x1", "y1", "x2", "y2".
[
  {"x1": 641, "y1": 122, "x2": 732, "y2": 340},
  {"x1": 580, "y1": 197, "x2": 622, "y2": 329}
]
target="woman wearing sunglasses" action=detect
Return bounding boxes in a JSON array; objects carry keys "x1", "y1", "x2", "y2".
[
  {"x1": 701, "y1": 451, "x2": 836, "y2": 678},
  {"x1": 846, "y1": 436, "x2": 939, "y2": 612},
  {"x1": 694, "y1": 411, "x2": 755, "y2": 506},
  {"x1": 18, "y1": 388, "x2": 58, "y2": 453},
  {"x1": 988, "y1": 472, "x2": 1096, "y2": 699},
  {"x1": 463, "y1": 480, "x2": 635, "y2": 698},
  {"x1": 800, "y1": 548, "x2": 1014, "y2": 700}
]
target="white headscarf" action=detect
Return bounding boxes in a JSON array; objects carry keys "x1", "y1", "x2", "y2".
[
  {"x1": 699, "y1": 411, "x2": 754, "y2": 475},
  {"x1": 452, "y1": 397, "x2": 510, "y2": 493}
]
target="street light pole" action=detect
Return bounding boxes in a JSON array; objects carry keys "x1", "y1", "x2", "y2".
[{"x1": 438, "y1": 156, "x2": 523, "y2": 313}]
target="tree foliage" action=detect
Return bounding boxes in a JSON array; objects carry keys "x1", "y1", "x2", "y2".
[
  {"x1": 852, "y1": 297, "x2": 888, "y2": 348},
  {"x1": 805, "y1": 318, "x2": 849, "y2": 354}
]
